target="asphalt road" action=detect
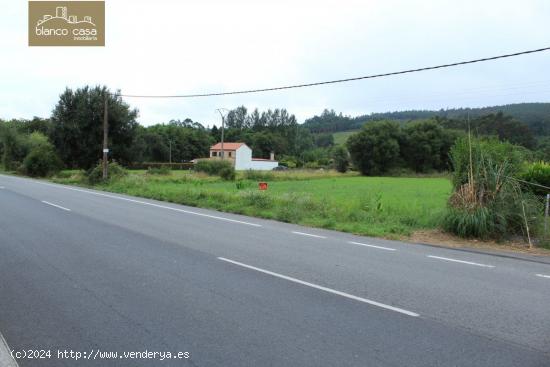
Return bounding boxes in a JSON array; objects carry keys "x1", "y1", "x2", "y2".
[{"x1": 0, "y1": 173, "x2": 549, "y2": 366}]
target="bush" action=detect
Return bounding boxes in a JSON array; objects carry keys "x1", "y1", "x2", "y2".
[
  {"x1": 22, "y1": 145, "x2": 63, "y2": 177},
  {"x1": 219, "y1": 165, "x2": 236, "y2": 181},
  {"x1": 194, "y1": 159, "x2": 235, "y2": 180},
  {"x1": 87, "y1": 161, "x2": 128, "y2": 184},
  {"x1": 331, "y1": 145, "x2": 350, "y2": 173},
  {"x1": 519, "y1": 161, "x2": 550, "y2": 196},
  {"x1": 147, "y1": 165, "x2": 171, "y2": 175},
  {"x1": 2, "y1": 128, "x2": 28, "y2": 171}
]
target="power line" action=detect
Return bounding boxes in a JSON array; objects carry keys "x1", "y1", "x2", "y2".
[{"x1": 118, "y1": 46, "x2": 550, "y2": 99}]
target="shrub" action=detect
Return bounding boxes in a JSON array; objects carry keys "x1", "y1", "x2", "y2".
[
  {"x1": 235, "y1": 180, "x2": 252, "y2": 190},
  {"x1": 2, "y1": 128, "x2": 28, "y2": 171},
  {"x1": 87, "y1": 161, "x2": 128, "y2": 184},
  {"x1": 219, "y1": 165, "x2": 236, "y2": 181},
  {"x1": 194, "y1": 159, "x2": 235, "y2": 181},
  {"x1": 22, "y1": 144, "x2": 63, "y2": 177},
  {"x1": 147, "y1": 165, "x2": 171, "y2": 175},
  {"x1": 519, "y1": 161, "x2": 550, "y2": 196},
  {"x1": 331, "y1": 145, "x2": 350, "y2": 173}
]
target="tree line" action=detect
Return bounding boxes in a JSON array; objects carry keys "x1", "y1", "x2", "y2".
[
  {"x1": 0, "y1": 85, "x2": 339, "y2": 175},
  {"x1": 2, "y1": 84, "x2": 550, "y2": 177}
]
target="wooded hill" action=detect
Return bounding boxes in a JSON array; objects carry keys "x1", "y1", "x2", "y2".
[{"x1": 304, "y1": 103, "x2": 550, "y2": 135}]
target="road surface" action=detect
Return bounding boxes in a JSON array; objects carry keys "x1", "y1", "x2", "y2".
[{"x1": 0, "y1": 173, "x2": 549, "y2": 366}]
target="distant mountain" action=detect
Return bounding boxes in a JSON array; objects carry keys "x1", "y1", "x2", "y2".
[{"x1": 303, "y1": 103, "x2": 550, "y2": 135}]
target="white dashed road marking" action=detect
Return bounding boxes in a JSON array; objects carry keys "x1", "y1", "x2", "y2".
[
  {"x1": 218, "y1": 257, "x2": 419, "y2": 317},
  {"x1": 291, "y1": 231, "x2": 326, "y2": 239},
  {"x1": 349, "y1": 241, "x2": 396, "y2": 251},
  {"x1": 42, "y1": 201, "x2": 71, "y2": 211},
  {"x1": 427, "y1": 255, "x2": 495, "y2": 268}
]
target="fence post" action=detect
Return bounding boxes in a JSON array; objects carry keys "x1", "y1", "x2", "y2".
[{"x1": 545, "y1": 194, "x2": 550, "y2": 237}]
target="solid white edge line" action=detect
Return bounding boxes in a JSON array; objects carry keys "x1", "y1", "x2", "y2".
[
  {"x1": 218, "y1": 257, "x2": 419, "y2": 317},
  {"x1": 291, "y1": 231, "x2": 326, "y2": 239},
  {"x1": 349, "y1": 241, "x2": 396, "y2": 251},
  {"x1": 24, "y1": 179, "x2": 261, "y2": 227},
  {"x1": 427, "y1": 255, "x2": 494, "y2": 268},
  {"x1": 535, "y1": 273, "x2": 550, "y2": 279},
  {"x1": 41, "y1": 200, "x2": 71, "y2": 211}
]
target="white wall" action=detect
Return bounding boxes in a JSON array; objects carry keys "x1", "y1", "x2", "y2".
[
  {"x1": 234, "y1": 145, "x2": 253, "y2": 170},
  {"x1": 234, "y1": 145, "x2": 278, "y2": 170},
  {"x1": 249, "y1": 160, "x2": 279, "y2": 170}
]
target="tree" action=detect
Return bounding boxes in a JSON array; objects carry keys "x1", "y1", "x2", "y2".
[
  {"x1": 346, "y1": 121, "x2": 402, "y2": 175},
  {"x1": 476, "y1": 112, "x2": 536, "y2": 149},
  {"x1": 331, "y1": 145, "x2": 349, "y2": 173},
  {"x1": 315, "y1": 133, "x2": 334, "y2": 148},
  {"x1": 50, "y1": 86, "x2": 138, "y2": 169},
  {"x1": 226, "y1": 106, "x2": 249, "y2": 130},
  {"x1": 401, "y1": 120, "x2": 457, "y2": 172},
  {"x1": 252, "y1": 131, "x2": 286, "y2": 158}
]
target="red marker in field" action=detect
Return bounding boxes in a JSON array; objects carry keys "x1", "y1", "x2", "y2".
[{"x1": 259, "y1": 182, "x2": 268, "y2": 190}]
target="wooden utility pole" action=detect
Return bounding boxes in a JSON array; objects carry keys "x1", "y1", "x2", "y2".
[{"x1": 102, "y1": 93, "x2": 109, "y2": 179}]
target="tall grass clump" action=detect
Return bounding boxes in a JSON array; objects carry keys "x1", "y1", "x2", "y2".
[
  {"x1": 87, "y1": 161, "x2": 128, "y2": 184},
  {"x1": 242, "y1": 170, "x2": 275, "y2": 181},
  {"x1": 194, "y1": 160, "x2": 235, "y2": 180},
  {"x1": 443, "y1": 136, "x2": 540, "y2": 240}
]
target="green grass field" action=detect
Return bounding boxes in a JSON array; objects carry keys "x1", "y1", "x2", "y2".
[
  {"x1": 52, "y1": 170, "x2": 451, "y2": 238},
  {"x1": 333, "y1": 130, "x2": 359, "y2": 145}
]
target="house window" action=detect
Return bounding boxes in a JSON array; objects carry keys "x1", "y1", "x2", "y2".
[
  {"x1": 228, "y1": 152, "x2": 232, "y2": 157},
  {"x1": 212, "y1": 151, "x2": 217, "y2": 157}
]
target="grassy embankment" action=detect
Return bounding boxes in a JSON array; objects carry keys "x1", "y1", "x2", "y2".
[{"x1": 52, "y1": 169, "x2": 451, "y2": 238}]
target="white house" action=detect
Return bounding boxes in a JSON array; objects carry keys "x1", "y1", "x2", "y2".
[{"x1": 209, "y1": 142, "x2": 278, "y2": 170}]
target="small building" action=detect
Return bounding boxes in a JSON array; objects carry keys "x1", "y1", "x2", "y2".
[{"x1": 209, "y1": 142, "x2": 278, "y2": 170}]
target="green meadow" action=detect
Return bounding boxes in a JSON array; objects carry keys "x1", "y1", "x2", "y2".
[
  {"x1": 53, "y1": 170, "x2": 452, "y2": 238},
  {"x1": 332, "y1": 130, "x2": 359, "y2": 145}
]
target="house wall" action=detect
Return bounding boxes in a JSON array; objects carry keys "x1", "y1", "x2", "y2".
[
  {"x1": 249, "y1": 160, "x2": 279, "y2": 170},
  {"x1": 210, "y1": 150, "x2": 236, "y2": 158},
  {"x1": 234, "y1": 145, "x2": 253, "y2": 170}
]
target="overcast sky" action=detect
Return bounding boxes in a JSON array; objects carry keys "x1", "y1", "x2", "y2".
[{"x1": 1, "y1": 0, "x2": 549, "y2": 127}]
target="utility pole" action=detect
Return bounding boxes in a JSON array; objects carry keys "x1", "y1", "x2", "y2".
[
  {"x1": 102, "y1": 93, "x2": 109, "y2": 179},
  {"x1": 215, "y1": 108, "x2": 228, "y2": 159}
]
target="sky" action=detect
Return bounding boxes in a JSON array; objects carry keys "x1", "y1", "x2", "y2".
[{"x1": 1, "y1": 0, "x2": 549, "y2": 127}]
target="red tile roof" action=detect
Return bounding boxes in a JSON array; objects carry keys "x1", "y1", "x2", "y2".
[{"x1": 210, "y1": 142, "x2": 245, "y2": 151}]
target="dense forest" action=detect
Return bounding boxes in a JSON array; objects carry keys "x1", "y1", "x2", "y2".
[{"x1": 304, "y1": 103, "x2": 550, "y2": 135}]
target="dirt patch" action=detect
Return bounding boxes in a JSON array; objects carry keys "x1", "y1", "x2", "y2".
[{"x1": 407, "y1": 229, "x2": 550, "y2": 257}]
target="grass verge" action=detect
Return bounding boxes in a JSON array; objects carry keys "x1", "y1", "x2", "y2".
[{"x1": 51, "y1": 169, "x2": 451, "y2": 238}]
